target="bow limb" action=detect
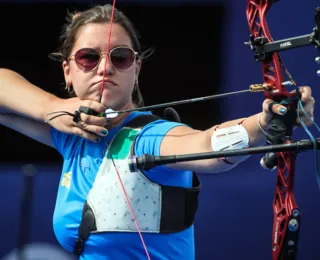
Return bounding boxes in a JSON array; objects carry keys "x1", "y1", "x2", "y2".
[{"x1": 246, "y1": 1, "x2": 300, "y2": 259}]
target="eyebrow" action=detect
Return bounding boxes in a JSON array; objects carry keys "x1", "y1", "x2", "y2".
[{"x1": 97, "y1": 44, "x2": 132, "y2": 51}]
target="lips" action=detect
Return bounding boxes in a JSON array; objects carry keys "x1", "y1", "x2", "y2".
[
  {"x1": 104, "y1": 79, "x2": 116, "y2": 85},
  {"x1": 95, "y1": 79, "x2": 116, "y2": 87}
]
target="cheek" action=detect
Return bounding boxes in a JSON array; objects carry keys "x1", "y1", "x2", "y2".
[
  {"x1": 121, "y1": 70, "x2": 136, "y2": 92},
  {"x1": 70, "y1": 68, "x2": 91, "y2": 97}
]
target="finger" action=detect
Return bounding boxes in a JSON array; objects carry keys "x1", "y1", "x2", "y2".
[
  {"x1": 78, "y1": 112, "x2": 107, "y2": 126},
  {"x1": 75, "y1": 120, "x2": 88, "y2": 129},
  {"x1": 293, "y1": 86, "x2": 312, "y2": 103},
  {"x1": 297, "y1": 114, "x2": 314, "y2": 127},
  {"x1": 72, "y1": 110, "x2": 81, "y2": 123},
  {"x1": 72, "y1": 127, "x2": 101, "y2": 143},
  {"x1": 75, "y1": 122, "x2": 109, "y2": 137},
  {"x1": 81, "y1": 100, "x2": 107, "y2": 114},
  {"x1": 298, "y1": 96, "x2": 315, "y2": 116},
  {"x1": 263, "y1": 99, "x2": 287, "y2": 115}
]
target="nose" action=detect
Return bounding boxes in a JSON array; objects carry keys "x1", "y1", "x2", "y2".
[{"x1": 97, "y1": 55, "x2": 114, "y2": 75}]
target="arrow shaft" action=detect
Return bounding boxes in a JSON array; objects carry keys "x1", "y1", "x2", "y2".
[{"x1": 108, "y1": 89, "x2": 252, "y2": 115}]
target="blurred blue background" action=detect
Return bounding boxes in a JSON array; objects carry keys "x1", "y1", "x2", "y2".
[{"x1": 1, "y1": 0, "x2": 320, "y2": 259}]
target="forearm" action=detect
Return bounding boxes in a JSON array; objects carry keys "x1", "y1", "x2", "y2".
[
  {"x1": 162, "y1": 114, "x2": 266, "y2": 173},
  {"x1": 0, "y1": 68, "x2": 59, "y2": 121},
  {"x1": 213, "y1": 113, "x2": 266, "y2": 147},
  {"x1": 0, "y1": 113, "x2": 53, "y2": 147},
  {"x1": 241, "y1": 113, "x2": 267, "y2": 147},
  {"x1": 199, "y1": 113, "x2": 266, "y2": 171}
]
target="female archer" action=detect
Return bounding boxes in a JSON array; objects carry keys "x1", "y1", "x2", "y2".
[{"x1": 0, "y1": 4, "x2": 315, "y2": 260}]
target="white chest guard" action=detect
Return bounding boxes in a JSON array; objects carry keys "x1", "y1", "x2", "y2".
[
  {"x1": 87, "y1": 127, "x2": 162, "y2": 233},
  {"x1": 73, "y1": 114, "x2": 201, "y2": 257}
]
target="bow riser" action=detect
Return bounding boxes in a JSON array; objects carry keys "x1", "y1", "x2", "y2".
[
  {"x1": 247, "y1": 0, "x2": 295, "y2": 101},
  {"x1": 246, "y1": 1, "x2": 299, "y2": 259},
  {"x1": 272, "y1": 151, "x2": 299, "y2": 259}
]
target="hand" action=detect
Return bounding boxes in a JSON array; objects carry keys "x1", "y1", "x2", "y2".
[
  {"x1": 260, "y1": 86, "x2": 315, "y2": 128},
  {"x1": 45, "y1": 97, "x2": 108, "y2": 142}
]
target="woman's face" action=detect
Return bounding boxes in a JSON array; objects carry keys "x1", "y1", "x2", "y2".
[{"x1": 63, "y1": 22, "x2": 141, "y2": 110}]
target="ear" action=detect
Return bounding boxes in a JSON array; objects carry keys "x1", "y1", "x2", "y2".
[
  {"x1": 62, "y1": 60, "x2": 71, "y2": 83},
  {"x1": 135, "y1": 59, "x2": 142, "y2": 78}
]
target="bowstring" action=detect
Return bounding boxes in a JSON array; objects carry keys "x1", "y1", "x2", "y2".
[
  {"x1": 279, "y1": 55, "x2": 320, "y2": 189},
  {"x1": 102, "y1": 1, "x2": 151, "y2": 259},
  {"x1": 297, "y1": 100, "x2": 320, "y2": 188}
]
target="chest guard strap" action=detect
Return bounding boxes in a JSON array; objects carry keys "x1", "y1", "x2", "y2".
[{"x1": 74, "y1": 110, "x2": 201, "y2": 257}]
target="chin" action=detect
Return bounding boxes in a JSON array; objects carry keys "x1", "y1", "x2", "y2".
[
  {"x1": 101, "y1": 93, "x2": 132, "y2": 111},
  {"x1": 101, "y1": 98, "x2": 120, "y2": 110}
]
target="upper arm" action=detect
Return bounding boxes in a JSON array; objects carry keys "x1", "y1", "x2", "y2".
[
  {"x1": 160, "y1": 125, "x2": 211, "y2": 156},
  {"x1": 134, "y1": 120, "x2": 212, "y2": 172},
  {"x1": 160, "y1": 125, "x2": 226, "y2": 172},
  {"x1": 134, "y1": 120, "x2": 190, "y2": 158},
  {"x1": 0, "y1": 113, "x2": 54, "y2": 148}
]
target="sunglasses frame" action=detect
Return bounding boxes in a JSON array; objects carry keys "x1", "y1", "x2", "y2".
[{"x1": 67, "y1": 46, "x2": 138, "y2": 72}]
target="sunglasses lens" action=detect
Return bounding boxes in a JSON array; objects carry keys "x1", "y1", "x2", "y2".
[
  {"x1": 75, "y1": 48, "x2": 100, "y2": 72},
  {"x1": 110, "y1": 48, "x2": 135, "y2": 70}
]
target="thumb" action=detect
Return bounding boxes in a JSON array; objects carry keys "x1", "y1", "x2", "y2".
[{"x1": 263, "y1": 99, "x2": 287, "y2": 116}]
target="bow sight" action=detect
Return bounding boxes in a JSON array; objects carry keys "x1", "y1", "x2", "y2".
[{"x1": 245, "y1": 7, "x2": 320, "y2": 68}]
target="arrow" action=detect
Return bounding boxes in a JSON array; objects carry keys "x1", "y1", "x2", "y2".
[{"x1": 105, "y1": 88, "x2": 263, "y2": 118}]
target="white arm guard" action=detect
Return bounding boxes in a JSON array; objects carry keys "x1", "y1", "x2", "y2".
[{"x1": 211, "y1": 124, "x2": 250, "y2": 164}]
